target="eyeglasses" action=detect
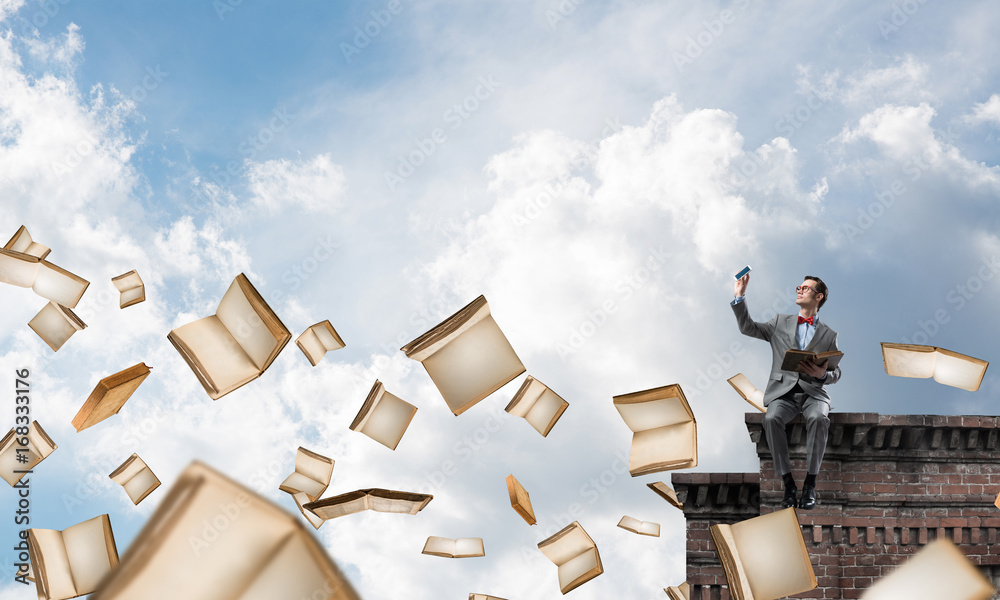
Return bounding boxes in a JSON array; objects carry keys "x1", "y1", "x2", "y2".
[{"x1": 796, "y1": 285, "x2": 815, "y2": 294}]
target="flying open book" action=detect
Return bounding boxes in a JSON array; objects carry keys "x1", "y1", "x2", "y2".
[
  {"x1": 859, "y1": 538, "x2": 994, "y2": 600},
  {"x1": 506, "y1": 474, "x2": 536, "y2": 525},
  {"x1": 710, "y1": 508, "x2": 816, "y2": 600},
  {"x1": 647, "y1": 481, "x2": 683, "y2": 510},
  {"x1": 296, "y1": 320, "x2": 345, "y2": 366},
  {"x1": 0, "y1": 248, "x2": 89, "y2": 308},
  {"x1": 168, "y1": 273, "x2": 291, "y2": 399},
  {"x1": 91, "y1": 461, "x2": 362, "y2": 600},
  {"x1": 349, "y1": 380, "x2": 418, "y2": 450},
  {"x1": 29, "y1": 301, "x2": 87, "y2": 352},
  {"x1": 505, "y1": 375, "x2": 569, "y2": 437},
  {"x1": 279, "y1": 447, "x2": 334, "y2": 502},
  {"x1": 617, "y1": 515, "x2": 659, "y2": 537},
  {"x1": 421, "y1": 537, "x2": 485, "y2": 558},
  {"x1": 303, "y1": 488, "x2": 433, "y2": 521},
  {"x1": 401, "y1": 295, "x2": 525, "y2": 415},
  {"x1": 5, "y1": 225, "x2": 51, "y2": 259},
  {"x1": 665, "y1": 582, "x2": 690, "y2": 600},
  {"x1": 537, "y1": 521, "x2": 603, "y2": 594},
  {"x1": 1, "y1": 421, "x2": 57, "y2": 487},
  {"x1": 727, "y1": 373, "x2": 765, "y2": 413},
  {"x1": 109, "y1": 453, "x2": 160, "y2": 505},
  {"x1": 111, "y1": 270, "x2": 145, "y2": 308},
  {"x1": 28, "y1": 514, "x2": 119, "y2": 600},
  {"x1": 881, "y1": 342, "x2": 989, "y2": 392},
  {"x1": 780, "y1": 349, "x2": 843, "y2": 372},
  {"x1": 613, "y1": 384, "x2": 697, "y2": 476},
  {"x1": 72, "y1": 363, "x2": 151, "y2": 432}
]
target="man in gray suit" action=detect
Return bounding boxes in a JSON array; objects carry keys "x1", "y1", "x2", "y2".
[{"x1": 731, "y1": 274, "x2": 841, "y2": 510}]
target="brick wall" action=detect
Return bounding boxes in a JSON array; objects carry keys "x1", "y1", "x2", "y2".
[{"x1": 672, "y1": 412, "x2": 1000, "y2": 599}]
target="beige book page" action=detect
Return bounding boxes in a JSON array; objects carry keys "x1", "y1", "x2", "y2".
[
  {"x1": 233, "y1": 531, "x2": 341, "y2": 600},
  {"x1": 538, "y1": 523, "x2": 593, "y2": 566},
  {"x1": 110, "y1": 455, "x2": 145, "y2": 485},
  {"x1": 454, "y1": 538, "x2": 485, "y2": 557},
  {"x1": 294, "y1": 449, "x2": 334, "y2": 490},
  {"x1": 524, "y1": 389, "x2": 565, "y2": 434},
  {"x1": 97, "y1": 475, "x2": 296, "y2": 600},
  {"x1": 171, "y1": 316, "x2": 259, "y2": 394},
  {"x1": 29, "y1": 302, "x2": 80, "y2": 351},
  {"x1": 312, "y1": 322, "x2": 344, "y2": 351},
  {"x1": 421, "y1": 316, "x2": 525, "y2": 414},
  {"x1": 405, "y1": 298, "x2": 491, "y2": 362},
  {"x1": 293, "y1": 493, "x2": 324, "y2": 530},
  {"x1": 0, "y1": 250, "x2": 39, "y2": 287},
  {"x1": 367, "y1": 493, "x2": 422, "y2": 513},
  {"x1": 280, "y1": 472, "x2": 327, "y2": 500},
  {"x1": 557, "y1": 547, "x2": 600, "y2": 591},
  {"x1": 629, "y1": 421, "x2": 696, "y2": 473},
  {"x1": 731, "y1": 509, "x2": 816, "y2": 600},
  {"x1": 63, "y1": 516, "x2": 115, "y2": 595},
  {"x1": 359, "y1": 392, "x2": 416, "y2": 449},
  {"x1": 307, "y1": 495, "x2": 368, "y2": 520},
  {"x1": 28, "y1": 422, "x2": 56, "y2": 457},
  {"x1": 31, "y1": 529, "x2": 77, "y2": 600},
  {"x1": 932, "y1": 350, "x2": 988, "y2": 391},
  {"x1": 422, "y1": 536, "x2": 456, "y2": 556},
  {"x1": 123, "y1": 469, "x2": 160, "y2": 503},
  {"x1": 120, "y1": 287, "x2": 144, "y2": 306},
  {"x1": 616, "y1": 396, "x2": 692, "y2": 433},
  {"x1": 217, "y1": 279, "x2": 278, "y2": 370},
  {"x1": 34, "y1": 261, "x2": 88, "y2": 308},
  {"x1": 112, "y1": 271, "x2": 142, "y2": 293},
  {"x1": 882, "y1": 344, "x2": 936, "y2": 379},
  {"x1": 297, "y1": 330, "x2": 324, "y2": 365},
  {"x1": 506, "y1": 377, "x2": 545, "y2": 418},
  {"x1": 860, "y1": 538, "x2": 994, "y2": 600},
  {"x1": 0, "y1": 446, "x2": 41, "y2": 486}
]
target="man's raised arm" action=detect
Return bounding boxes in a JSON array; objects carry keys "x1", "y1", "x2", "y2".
[{"x1": 730, "y1": 273, "x2": 775, "y2": 341}]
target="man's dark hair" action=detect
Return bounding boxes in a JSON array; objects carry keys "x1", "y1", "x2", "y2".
[{"x1": 804, "y1": 275, "x2": 828, "y2": 310}]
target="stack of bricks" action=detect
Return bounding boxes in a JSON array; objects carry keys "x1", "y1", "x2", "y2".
[{"x1": 671, "y1": 412, "x2": 1000, "y2": 599}]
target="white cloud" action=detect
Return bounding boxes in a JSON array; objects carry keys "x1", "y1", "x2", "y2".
[
  {"x1": 24, "y1": 22, "x2": 84, "y2": 66},
  {"x1": 965, "y1": 94, "x2": 1000, "y2": 126},
  {"x1": 246, "y1": 153, "x2": 347, "y2": 214}
]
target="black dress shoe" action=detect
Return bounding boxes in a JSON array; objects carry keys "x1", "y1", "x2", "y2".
[
  {"x1": 781, "y1": 486, "x2": 798, "y2": 509},
  {"x1": 799, "y1": 485, "x2": 816, "y2": 510}
]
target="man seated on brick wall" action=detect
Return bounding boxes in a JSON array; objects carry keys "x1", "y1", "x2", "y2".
[{"x1": 731, "y1": 273, "x2": 842, "y2": 510}]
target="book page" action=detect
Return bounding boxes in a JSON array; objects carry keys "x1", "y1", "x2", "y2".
[
  {"x1": 170, "y1": 316, "x2": 260, "y2": 395},
  {"x1": 629, "y1": 421, "x2": 696, "y2": 474},
  {"x1": 859, "y1": 538, "x2": 994, "y2": 600},
  {"x1": 217, "y1": 279, "x2": 278, "y2": 370},
  {"x1": 881, "y1": 343, "x2": 936, "y2": 379},
  {"x1": 557, "y1": 547, "x2": 600, "y2": 592},
  {"x1": 120, "y1": 287, "x2": 144, "y2": 306},
  {"x1": 29, "y1": 302, "x2": 82, "y2": 352},
  {"x1": 731, "y1": 508, "x2": 816, "y2": 600},
  {"x1": 422, "y1": 536, "x2": 456, "y2": 557},
  {"x1": 312, "y1": 322, "x2": 344, "y2": 351},
  {"x1": 123, "y1": 469, "x2": 160, "y2": 503},
  {"x1": 63, "y1": 515, "x2": 116, "y2": 595},
  {"x1": 538, "y1": 522, "x2": 594, "y2": 566},
  {"x1": 30, "y1": 528, "x2": 77, "y2": 600},
  {"x1": 233, "y1": 531, "x2": 351, "y2": 600},
  {"x1": 420, "y1": 315, "x2": 525, "y2": 414},
  {"x1": 28, "y1": 422, "x2": 56, "y2": 457},
  {"x1": 34, "y1": 261, "x2": 88, "y2": 308},
  {"x1": 932, "y1": 349, "x2": 989, "y2": 391},
  {"x1": 506, "y1": 377, "x2": 545, "y2": 418},
  {"x1": 297, "y1": 329, "x2": 324, "y2": 365},
  {"x1": 280, "y1": 472, "x2": 327, "y2": 500},
  {"x1": 0, "y1": 249, "x2": 40, "y2": 287},
  {"x1": 293, "y1": 493, "x2": 324, "y2": 530},
  {"x1": 454, "y1": 538, "x2": 485, "y2": 557},
  {"x1": 294, "y1": 448, "x2": 334, "y2": 492},
  {"x1": 358, "y1": 391, "x2": 416, "y2": 450},
  {"x1": 524, "y1": 388, "x2": 567, "y2": 436},
  {"x1": 615, "y1": 394, "x2": 693, "y2": 433}
]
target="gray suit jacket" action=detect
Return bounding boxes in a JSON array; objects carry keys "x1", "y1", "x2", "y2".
[{"x1": 731, "y1": 299, "x2": 841, "y2": 406}]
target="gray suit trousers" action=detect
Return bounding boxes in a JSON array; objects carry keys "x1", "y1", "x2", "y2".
[{"x1": 762, "y1": 388, "x2": 830, "y2": 476}]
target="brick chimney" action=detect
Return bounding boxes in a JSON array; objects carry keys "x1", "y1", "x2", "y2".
[{"x1": 671, "y1": 412, "x2": 1000, "y2": 599}]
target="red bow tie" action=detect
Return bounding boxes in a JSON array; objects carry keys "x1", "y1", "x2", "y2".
[{"x1": 798, "y1": 316, "x2": 814, "y2": 325}]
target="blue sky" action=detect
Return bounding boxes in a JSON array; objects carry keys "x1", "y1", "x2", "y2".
[{"x1": 1, "y1": 1, "x2": 1000, "y2": 598}]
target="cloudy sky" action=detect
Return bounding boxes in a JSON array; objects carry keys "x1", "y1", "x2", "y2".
[{"x1": 1, "y1": 0, "x2": 999, "y2": 598}]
